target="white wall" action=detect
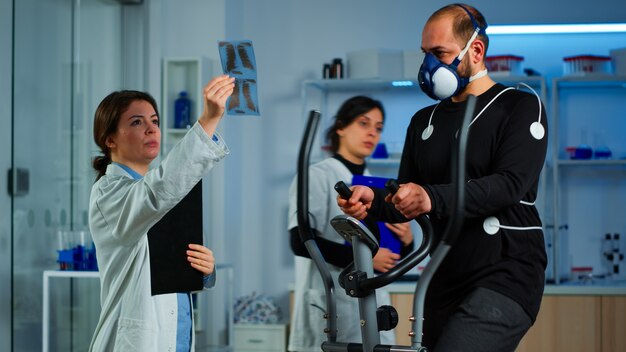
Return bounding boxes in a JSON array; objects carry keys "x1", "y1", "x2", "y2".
[{"x1": 155, "y1": 0, "x2": 626, "y2": 319}]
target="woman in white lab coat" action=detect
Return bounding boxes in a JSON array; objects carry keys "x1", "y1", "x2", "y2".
[
  {"x1": 88, "y1": 75, "x2": 234, "y2": 352},
  {"x1": 287, "y1": 96, "x2": 414, "y2": 351}
]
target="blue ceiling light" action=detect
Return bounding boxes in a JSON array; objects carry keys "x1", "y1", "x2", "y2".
[{"x1": 487, "y1": 23, "x2": 626, "y2": 35}]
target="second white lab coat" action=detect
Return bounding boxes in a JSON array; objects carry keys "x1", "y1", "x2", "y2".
[{"x1": 287, "y1": 158, "x2": 394, "y2": 352}]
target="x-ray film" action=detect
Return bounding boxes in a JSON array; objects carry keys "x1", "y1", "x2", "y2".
[{"x1": 218, "y1": 40, "x2": 260, "y2": 116}]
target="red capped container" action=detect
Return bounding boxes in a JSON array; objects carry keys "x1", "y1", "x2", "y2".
[
  {"x1": 563, "y1": 55, "x2": 612, "y2": 75},
  {"x1": 485, "y1": 55, "x2": 524, "y2": 75}
]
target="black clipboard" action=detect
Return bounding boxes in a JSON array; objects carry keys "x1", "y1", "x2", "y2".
[{"x1": 148, "y1": 181, "x2": 204, "y2": 295}]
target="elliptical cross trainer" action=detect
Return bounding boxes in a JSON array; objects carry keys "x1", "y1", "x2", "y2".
[{"x1": 295, "y1": 95, "x2": 476, "y2": 351}]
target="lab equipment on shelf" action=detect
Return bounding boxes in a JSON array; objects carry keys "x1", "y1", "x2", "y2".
[
  {"x1": 563, "y1": 55, "x2": 613, "y2": 76},
  {"x1": 174, "y1": 91, "x2": 192, "y2": 128},
  {"x1": 56, "y1": 230, "x2": 97, "y2": 271},
  {"x1": 322, "y1": 63, "x2": 331, "y2": 79},
  {"x1": 570, "y1": 266, "x2": 594, "y2": 283},
  {"x1": 485, "y1": 55, "x2": 524, "y2": 75},
  {"x1": 331, "y1": 58, "x2": 344, "y2": 79},
  {"x1": 371, "y1": 142, "x2": 389, "y2": 159},
  {"x1": 603, "y1": 233, "x2": 624, "y2": 277}
]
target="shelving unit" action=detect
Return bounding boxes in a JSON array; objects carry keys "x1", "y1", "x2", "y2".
[
  {"x1": 550, "y1": 75, "x2": 626, "y2": 284},
  {"x1": 161, "y1": 57, "x2": 213, "y2": 155}
]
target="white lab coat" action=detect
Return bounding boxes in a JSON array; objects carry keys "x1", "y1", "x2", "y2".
[
  {"x1": 287, "y1": 158, "x2": 394, "y2": 352},
  {"x1": 88, "y1": 123, "x2": 228, "y2": 352}
]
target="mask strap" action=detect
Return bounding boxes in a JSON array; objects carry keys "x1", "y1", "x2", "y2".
[
  {"x1": 454, "y1": 3, "x2": 488, "y2": 35},
  {"x1": 469, "y1": 68, "x2": 488, "y2": 82},
  {"x1": 454, "y1": 3, "x2": 487, "y2": 62},
  {"x1": 457, "y1": 29, "x2": 479, "y2": 62},
  {"x1": 449, "y1": 28, "x2": 478, "y2": 70}
]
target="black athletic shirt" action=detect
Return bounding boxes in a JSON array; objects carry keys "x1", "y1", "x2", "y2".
[{"x1": 369, "y1": 83, "x2": 548, "y2": 346}]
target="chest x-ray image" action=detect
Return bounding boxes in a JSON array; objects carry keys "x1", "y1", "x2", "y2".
[{"x1": 218, "y1": 40, "x2": 260, "y2": 116}]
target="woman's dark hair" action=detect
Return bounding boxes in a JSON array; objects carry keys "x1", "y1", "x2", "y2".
[
  {"x1": 325, "y1": 95, "x2": 385, "y2": 153},
  {"x1": 92, "y1": 90, "x2": 159, "y2": 181}
]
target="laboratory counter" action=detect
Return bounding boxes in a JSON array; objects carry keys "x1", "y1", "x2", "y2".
[
  {"x1": 288, "y1": 279, "x2": 626, "y2": 350},
  {"x1": 386, "y1": 280, "x2": 626, "y2": 295},
  {"x1": 385, "y1": 280, "x2": 626, "y2": 351}
]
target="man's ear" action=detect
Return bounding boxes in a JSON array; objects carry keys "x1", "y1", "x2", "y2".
[{"x1": 470, "y1": 39, "x2": 486, "y2": 64}]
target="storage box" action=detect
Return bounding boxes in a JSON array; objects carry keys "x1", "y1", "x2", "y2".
[
  {"x1": 403, "y1": 50, "x2": 425, "y2": 79},
  {"x1": 347, "y1": 49, "x2": 403, "y2": 79},
  {"x1": 563, "y1": 55, "x2": 612, "y2": 76},
  {"x1": 610, "y1": 47, "x2": 626, "y2": 76},
  {"x1": 485, "y1": 55, "x2": 524, "y2": 75}
]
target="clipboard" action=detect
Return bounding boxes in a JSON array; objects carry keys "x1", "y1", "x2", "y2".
[
  {"x1": 351, "y1": 175, "x2": 402, "y2": 254},
  {"x1": 148, "y1": 181, "x2": 204, "y2": 295}
]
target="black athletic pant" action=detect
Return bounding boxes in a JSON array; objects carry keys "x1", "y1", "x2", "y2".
[{"x1": 433, "y1": 287, "x2": 533, "y2": 352}]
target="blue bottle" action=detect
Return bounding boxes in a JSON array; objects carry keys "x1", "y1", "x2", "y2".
[{"x1": 174, "y1": 91, "x2": 192, "y2": 128}]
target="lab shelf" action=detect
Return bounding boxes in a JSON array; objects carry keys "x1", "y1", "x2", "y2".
[
  {"x1": 550, "y1": 75, "x2": 626, "y2": 284},
  {"x1": 552, "y1": 74, "x2": 626, "y2": 88},
  {"x1": 161, "y1": 56, "x2": 213, "y2": 156},
  {"x1": 302, "y1": 75, "x2": 545, "y2": 92},
  {"x1": 165, "y1": 127, "x2": 192, "y2": 135},
  {"x1": 556, "y1": 159, "x2": 626, "y2": 166},
  {"x1": 302, "y1": 78, "x2": 422, "y2": 92},
  {"x1": 366, "y1": 157, "x2": 401, "y2": 167}
]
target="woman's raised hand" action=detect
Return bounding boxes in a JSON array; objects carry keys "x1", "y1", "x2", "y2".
[{"x1": 198, "y1": 75, "x2": 236, "y2": 135}]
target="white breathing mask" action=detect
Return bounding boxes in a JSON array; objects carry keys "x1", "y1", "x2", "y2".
[{"x1": 418, "y1": 52, "x2": 487, "y2": 101}]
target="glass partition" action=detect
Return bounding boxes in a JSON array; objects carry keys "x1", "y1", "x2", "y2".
[
  {"x1": 0, "y1": 1, "x2": 14, "y2": 352},
  {"x1": 11, "y1": 0, "x2": 123, "y2": 350}
]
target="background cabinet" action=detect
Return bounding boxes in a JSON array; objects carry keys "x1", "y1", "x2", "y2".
[
  {"x1": 161, "y1": 56, "x2": 213, "y2": 155},
  {"x1": 516, "y1": 295, "x2": 626, "y2": 352},
  {"x1": 390, "y1": 292, "x2": 626, "y2": 352},
  {"x1": 550, "y1": 75, "x2": 626, "y2": 283}
]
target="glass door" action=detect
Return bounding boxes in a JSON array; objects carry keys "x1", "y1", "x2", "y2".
[
  {"x1": 0, "y1": 1, "x2": 14, "y2": 351},
  {"x1": 10, "y1": 0, "x2": 124, "y2": 350},
  {"x1": 12, "y1": 1, "x2": 74, "y2": 350}
]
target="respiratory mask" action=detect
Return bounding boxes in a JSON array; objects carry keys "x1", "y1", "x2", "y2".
[{"x1": 418, "y1": 4, "x2": 488, "y2": 101}]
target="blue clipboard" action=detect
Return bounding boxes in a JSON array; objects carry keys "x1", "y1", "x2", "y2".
[{"x1": 351, "y1": 174, "x2": 402, "y2": 254}]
